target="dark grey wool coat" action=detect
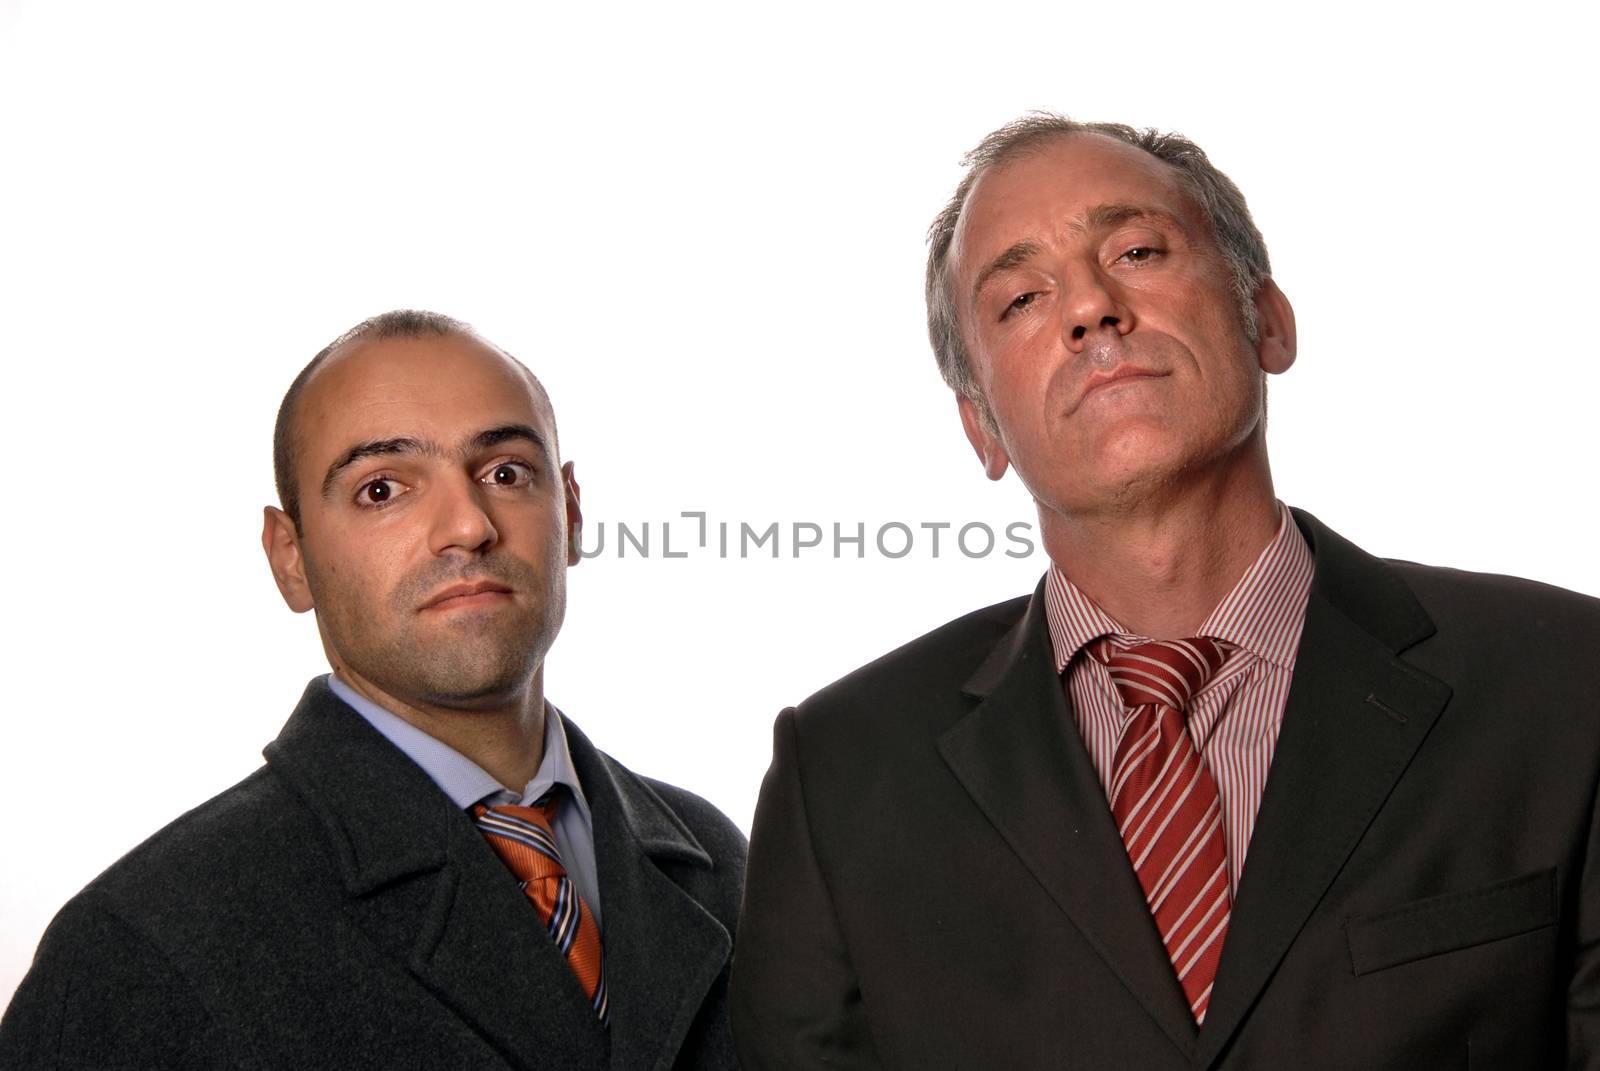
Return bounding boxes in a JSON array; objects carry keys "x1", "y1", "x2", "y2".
[{"x1": 1, "y1": 678, "x2": 747, "y2": 1070}]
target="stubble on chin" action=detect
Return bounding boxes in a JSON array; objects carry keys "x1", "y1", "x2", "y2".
[{"x1": 315, "y1": 552, "x2": 565, "y2": 711}]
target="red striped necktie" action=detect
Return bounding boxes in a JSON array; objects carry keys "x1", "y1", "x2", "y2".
[
  {"x1": 1089, "y1": 635, "x2": 1230, "y2": 1025},
  {"x1": 473, "y1": 794, "x2": 609, "y2": 1026}
]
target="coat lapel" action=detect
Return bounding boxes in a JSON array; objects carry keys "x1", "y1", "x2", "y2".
[
  {"x1": 937, "y1": 583, "x2": 1200, "y2": 1059},
  {"x1": 264, "y1": 679, "x2": 608, "y2": 1071},
  {"x1": 1194, "y1": 511, "x2": 1453, "y2": 1067},
  {"x1": 564, "y1": 721, "x2": 733, "y2": 1071}
]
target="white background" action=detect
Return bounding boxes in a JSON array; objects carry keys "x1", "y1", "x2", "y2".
[{"x1": 2, "y1": 0, "x2": 1596, "y2": 1007}]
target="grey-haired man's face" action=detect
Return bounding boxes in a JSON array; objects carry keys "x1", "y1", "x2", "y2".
[{"x1": 948, "y1": 134, "x2": 1293, "y2": 515}]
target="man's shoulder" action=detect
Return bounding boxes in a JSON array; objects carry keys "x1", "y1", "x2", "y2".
[
  {"x1": 633, "y1": 773, "x2": 747, "y2": 856},
  {"x1": 563, "y1": 718, "x2": 748, "y2": 875},
  {"x1": 1298, "y1": 507, "x2": 1600, "y2": 636},
  {"x1": 792, "y1": 590, "x2": 1034, "y2": 731},
  {"x1": 87, "y1": 764, "x2": 294, "y2": 892},
  {"x1": 633, "y1": 772, "x2": 749, "y2": 906},
  {"x1": 563, "y1": 728, "x2": 748, "y2": 933},
  {"x1": 1388, "y1": 557, "x2": 1600, "y2": 625},
  {"x1": 1386, "y1": 558, "x2": 1600, "y2": 675},
  {"x1": 39, "y1": 762, "x2": 312, "y2": 953}
]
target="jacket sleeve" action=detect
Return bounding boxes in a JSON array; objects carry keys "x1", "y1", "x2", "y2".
[
  {"x1": 0, "y1": 894, "x2": 231, "y2": 1070},
  {"x1": 730, "y1": 708, "x2": 882, "y2": 1070}
]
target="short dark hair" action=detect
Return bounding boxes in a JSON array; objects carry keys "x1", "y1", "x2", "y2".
[
  {"x1": 925, "y1": 112, "x2": 1272, "y2": 407},
  {"x1": 271, "y1": 309, "x2": 473, "y2": 528}
]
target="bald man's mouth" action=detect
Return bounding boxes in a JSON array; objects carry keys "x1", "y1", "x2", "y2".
[{"x1": 419, "y1": 578, "x2": 514, "y2": 612}]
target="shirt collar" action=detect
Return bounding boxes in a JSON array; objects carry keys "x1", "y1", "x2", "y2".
[
  {"x1": 325, "y1": 673, "x2": 593, "y2": 828},
  {"x1": 1044, "y1": 502, "x2": 1315, "y2": 673}
]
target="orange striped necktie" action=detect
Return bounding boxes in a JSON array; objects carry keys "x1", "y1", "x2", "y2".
[
  {"x1": 473, "y1": 793, "x2": 608, "y2": 1026},
  {"x1": 1089, "y1": 635, "x2": 1230, "y2": 1026}
]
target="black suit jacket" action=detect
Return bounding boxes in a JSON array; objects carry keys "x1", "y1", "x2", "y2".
[
  {"x1": 731, "y1": 510, "x2": 1600, "y2": 1068},
  {"x1": 0, "y1": 678, "x2": 747, "y2": 1070}
]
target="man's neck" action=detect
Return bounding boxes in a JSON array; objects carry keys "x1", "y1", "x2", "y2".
[
  {"x1": 1039, "y1": 465, "x2": 1282, "y2": 640},
  {"x1": 330, "y1": 667, "x2": 547, "y2": 791}
]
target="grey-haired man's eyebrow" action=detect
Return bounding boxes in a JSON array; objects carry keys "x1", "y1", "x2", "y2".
[
  {"x1": 971, "y1": 205, "x2": 1194, "y2": 305},
  {"x1": 971, "y1": 239, "x2": 1045, "y2": 303},
  {"x1": 321, "y1": 437, "x2": 434, "y2": 499},
  {"x1": 1071, "y1": 202, "x2": 1191, "y2": 238}
]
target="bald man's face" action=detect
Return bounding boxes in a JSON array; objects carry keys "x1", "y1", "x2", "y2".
[{"x1": 262, "y1": 332, "x2": 580, "y2": 712}]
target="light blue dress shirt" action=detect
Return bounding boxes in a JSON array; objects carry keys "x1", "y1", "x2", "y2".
[{"x1": 325, "y1": 673, "x2": 603, "y2": 928}]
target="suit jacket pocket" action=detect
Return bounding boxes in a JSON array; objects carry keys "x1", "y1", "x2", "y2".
[{"x1": 1345, "y1": 867, "x2": 1556, "y2": 976}]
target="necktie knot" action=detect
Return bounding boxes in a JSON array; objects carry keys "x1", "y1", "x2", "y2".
[
  {"x1": 473, "y1": 795, "x2": 567, "y2": 884},
  {"x1": 1091, "y1": 635, "x2": 1226, "y2": 712}
]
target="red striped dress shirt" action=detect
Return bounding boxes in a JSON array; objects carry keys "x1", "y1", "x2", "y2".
[{"x1": 1043, "y1": 503, "x2": 1315, "y2": 894}]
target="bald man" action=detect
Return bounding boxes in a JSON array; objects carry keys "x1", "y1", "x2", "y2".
[{"x1": 0, "y1": 310, "x2": 746, "y2": 1071}]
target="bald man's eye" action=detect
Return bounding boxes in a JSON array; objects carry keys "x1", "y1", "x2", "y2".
[
  {"x1": 356, "y1": 478, "x2": 406, "y2": 507},
  {"x1": 482, "y1": 461, "x2": 534, "y2": 488}
]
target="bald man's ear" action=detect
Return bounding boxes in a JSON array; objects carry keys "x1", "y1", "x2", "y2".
[
  {"x1": 262, "y1": 506, "x2": 315, "y2": 613},
  {"x1": 958, "y1": 395, "x2": 1011, "y2": 481},
  {"x1": 1254, "y1": 278, "x2": 1297, "y2": 375},
  {"x1": 562, "y1": 462, "x2": 583, "y2": 567}
]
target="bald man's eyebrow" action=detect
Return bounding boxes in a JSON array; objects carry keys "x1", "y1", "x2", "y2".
[
  {"x1": 320, "y1": 425, "x2": 553, "y2": 502},
  {"x1": 470, "y1": 424, "x2": 548, "y2": 454},
  {"x1": 321, "y1": 437, "x2": 435, "y2": 499},
  {"x1": 971, "y1": 239, "x2": 1044, "y2": 303}
]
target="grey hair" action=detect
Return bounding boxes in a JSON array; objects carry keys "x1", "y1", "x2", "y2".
[{"x1": 925, "y1": 112, "x2": 1272, "y2": 406}]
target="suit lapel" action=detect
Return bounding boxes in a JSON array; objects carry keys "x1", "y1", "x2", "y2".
[
  {"x1": 1194, "y1": 511, "x2": 1453, "y2": 1067},
  {"x1": 565, "y1": 721, "x2": 732, "y2": 1071},
  {"x1": 399, "y1": 816, "x2": 608, "y2": 1069},
  {"x1": 937, "y1": 583, "x2": 1200, "y2": 1059},
  {"x1": 265, "y1": 680, "x2": 607, "y2": 1071}
]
